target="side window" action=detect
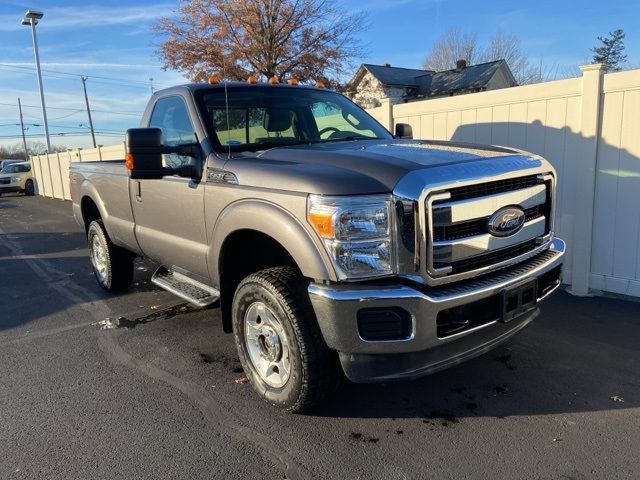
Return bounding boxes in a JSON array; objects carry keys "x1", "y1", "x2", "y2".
[{"x1": 149, "y1": 96, "x2": 198, "y2": 169}]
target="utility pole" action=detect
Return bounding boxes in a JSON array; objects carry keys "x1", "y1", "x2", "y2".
[
  {"x1": 18, "y1": 98, "x2": 29, "y2": 161},
  {"x1": 149, "y1": 77, "x2": 154, "y2": 95},
  {"x1": 81, "y1": 76, "x2": 97, "y2": 148}
]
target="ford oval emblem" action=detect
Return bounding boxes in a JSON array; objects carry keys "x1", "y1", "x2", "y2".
[{"x1": 488, "y1": 207, "x2": 526, "y2": 237}]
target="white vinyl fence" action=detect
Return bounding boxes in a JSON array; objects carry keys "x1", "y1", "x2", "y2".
[
  {"x1": 371, "y1": 64, "x2": 640, "y2": 298},
  {"x1": 31, "y1": 143, "x2": 125, "y2": 201}
]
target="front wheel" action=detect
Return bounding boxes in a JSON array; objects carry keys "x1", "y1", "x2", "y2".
[
  {"x1": 232, "y1": 267, "x2": 340, "y2": 413},
  {"x1": 24, "y1": 180, "x2": 35, "y2": 196},
  {"x1": 87, "y1": 220, "x2": 134, "y2": 292}
]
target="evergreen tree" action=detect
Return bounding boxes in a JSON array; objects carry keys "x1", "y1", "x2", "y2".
[{"x1": 591, "y1": 29, "x2": 627, "y2": 72}]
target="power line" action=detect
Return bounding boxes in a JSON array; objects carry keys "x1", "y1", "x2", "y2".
[
  {"x1": 49, "y1": 110, "x2": 85, "y2": 120},
  {"x1": 0, "y1": 102, "x2": 142, "y2": 116},
  {"x1": 0, "y1": 63, "x2": 171, "y2": 89},
  {"x1": 0, "y1": 131, "x2": 124, "y2": 139}
]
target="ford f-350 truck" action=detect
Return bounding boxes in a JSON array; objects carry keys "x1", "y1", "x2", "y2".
[{"x1": 70, "y1": 81, "x2": 565, "y2": 412}]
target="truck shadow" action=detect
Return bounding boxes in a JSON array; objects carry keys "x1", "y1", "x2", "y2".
[
  {"x1": 317, "y1": 291, "x2": 639, "y2": 420},
  {"x1": 0, "y1": 231, "x2": 162, "y2": 331}
]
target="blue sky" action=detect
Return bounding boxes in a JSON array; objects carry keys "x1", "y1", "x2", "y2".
[{"x1": 0, "y1": 0, "x2": 638, "y2": 150}]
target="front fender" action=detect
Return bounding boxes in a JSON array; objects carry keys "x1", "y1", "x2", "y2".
[{"x1": 207, "y1": 199, "x2": 337, "y2": 284}]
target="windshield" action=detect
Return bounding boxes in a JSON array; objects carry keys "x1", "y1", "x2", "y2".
[
  {"x1": 1, "y1": 164, "x2": 29, "y2": 174},
  {"x1": 196, "y1": 87, "x2": 391, "y2": 152}
]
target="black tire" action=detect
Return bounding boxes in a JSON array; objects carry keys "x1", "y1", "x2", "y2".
[
  {"x1": 87, "y1": 220, "x2": 134, "y2": 292},
  {"x1": 232, "y1": 267, "x2": 340, "y2": 413},
  {"x1": 24, "y1": 179, "x2": 35, "y2": 196}
]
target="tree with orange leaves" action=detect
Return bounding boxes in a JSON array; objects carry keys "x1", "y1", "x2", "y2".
[{"x1": 154, "y1": 0, "x2": 365, "y2": 85}]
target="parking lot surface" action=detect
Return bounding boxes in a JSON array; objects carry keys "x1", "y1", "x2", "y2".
[{"x1": 1, "y1": 194, "x2": 638, "y2": 480}]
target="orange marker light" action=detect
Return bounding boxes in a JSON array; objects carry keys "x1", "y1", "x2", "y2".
[
  {"x1": 288, "y1": 78, "x2": 299, "y2": 86},
  {"x1": 308, "y1": 211, "x2": 334, "y2": 238},
  {"x1": 315, "y1": 80, "x2": 326, "y2": 88},
  {"x1": 208, "y1": 75, "x2": 220, "y2": 85},
  {"x1": 268, "y1": 75, "x2": 279, "y2": 84},
  {"x1": 125, "y1": 152, "x2": 135, "y2": 170},
  {"x1": 247, "y1": 74, "x2": 258, "y2": 84}
]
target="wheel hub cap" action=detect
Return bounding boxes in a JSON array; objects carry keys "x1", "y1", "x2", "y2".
[
  {"x1": 90, "y1": 235, "x2": 107, "y2": 282},
  {"x1": 244, "y1": 302, "x2": 291, "y2": 388}
]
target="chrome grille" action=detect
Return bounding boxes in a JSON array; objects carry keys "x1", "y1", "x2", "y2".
[
  {"x1": 425, "y1": 174, "x2": 554, "y2": 284},
  {"x1": 446, "y1": 175, "x2": 540, "y2": 201},
  {"x1": 433, "y1": 205, "x2": 543, "y2": 241}
]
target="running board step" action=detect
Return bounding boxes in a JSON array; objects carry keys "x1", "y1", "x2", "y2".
[{"x1": 151, "y1": 267, "x2": 220, "y2": 307}]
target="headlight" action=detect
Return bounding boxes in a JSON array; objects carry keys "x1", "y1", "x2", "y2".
[
  {"x1": 307, "y1": 194, "x2": 394, "y2": 279},
  {"x1": 11, "y1": 176, "x2": 20, "y2": 183}
]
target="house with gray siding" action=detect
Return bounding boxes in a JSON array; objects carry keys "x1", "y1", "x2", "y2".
[{"x1": 347, "y1": 60, "x2": 517, "y2": 108}]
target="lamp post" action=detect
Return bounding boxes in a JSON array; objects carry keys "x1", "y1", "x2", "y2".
[{"x1": 21, "y1": 10, "x2": 51, "y2": 153}]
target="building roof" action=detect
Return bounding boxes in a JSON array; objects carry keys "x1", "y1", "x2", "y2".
[
  {"x1": 351, "y1": 60, "x2": 516, "y2": 99},
  {"x1": 425, "y1": 60, "x2": 514, "y2": 96},
  {"x1": 357, "y1": 64, "x2": 434, "y2": 87}
]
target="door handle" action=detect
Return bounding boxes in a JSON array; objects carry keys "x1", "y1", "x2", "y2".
[{"x1": 135, "y1": 180, "x2": 142, "y2": 202}]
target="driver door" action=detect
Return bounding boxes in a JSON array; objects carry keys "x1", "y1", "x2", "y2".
[{"x1": 130, "y1": 95, "x2": 209, "y2": 278}]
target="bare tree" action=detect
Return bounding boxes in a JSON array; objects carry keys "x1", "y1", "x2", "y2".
[
  {"x1": 422, "y1": 28, "x2": 479, "y2": 72},
  {"x1": 423, "y1": 29, "x2": 546, "y2": 85},
  {"x1": 0, "y1": 142, "x2": 68, "y2": 159},
  {"x1": 480, "y1": 31, "x2": 528, "y2": 82},
  {"x1": 155, "y1": 0, "x2": 365, "y2": 84}
]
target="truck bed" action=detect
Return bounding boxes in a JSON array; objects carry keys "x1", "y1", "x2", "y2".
[{"x1": 70, "y1": 159, "x2": 139, "y2": 252}]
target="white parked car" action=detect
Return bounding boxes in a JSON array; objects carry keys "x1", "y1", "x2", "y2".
[{"x1": 0, "y1": 161, "x2": 35, "y2": 196}]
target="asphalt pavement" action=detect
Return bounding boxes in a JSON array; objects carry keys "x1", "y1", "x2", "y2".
[{"x1": 1, "y1": 193, "x2": 638, "y2": 480}]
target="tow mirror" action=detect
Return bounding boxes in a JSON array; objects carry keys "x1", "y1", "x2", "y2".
[
  {"x1": 395, "y1": 123, "x2": 413, "y2": 139},
  {"x1": 125, "y1": 128, "x2": 201, "y2": 180}
]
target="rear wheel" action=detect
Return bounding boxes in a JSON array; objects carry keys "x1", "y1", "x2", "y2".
[
  {"x1": 24, "y1": 180, "x2": 35, "y2": 196},
  {"x1": 87, "y1": 220, "x2": 134, "y2": 292},
  {"x1": 232, "y1": 267, "x2": 340, "y2": 413}
]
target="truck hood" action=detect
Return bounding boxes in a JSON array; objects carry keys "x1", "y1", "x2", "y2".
[{"x1": 224, "y1": 139, "x2": 530, "y2": 195}]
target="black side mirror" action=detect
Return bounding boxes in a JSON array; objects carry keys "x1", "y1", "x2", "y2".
[
  {"x1": 125, "y1": 128, "x2": 200, "y2": 180},
  {"x1": 395, "y1": 123, "x2": 413, "y2": 139}
]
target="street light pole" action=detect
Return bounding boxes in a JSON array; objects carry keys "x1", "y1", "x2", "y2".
[
  {"x1": 21, "y1": 11, "x2": 51, "y2": 153},
  {"x1": 81, "y1": 76, "x2": 97, "y2": 148},
  {"x1": 18, "y1": 98, "x2": 29, "y2": 161}
]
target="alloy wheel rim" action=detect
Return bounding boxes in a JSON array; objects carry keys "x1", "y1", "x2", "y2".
[
  {"x1": 243, "y1": 302, "x2": 291, "y2": 388},
  {"x1": 90, "y1": 234, "x2": 107, "y2": 282}
]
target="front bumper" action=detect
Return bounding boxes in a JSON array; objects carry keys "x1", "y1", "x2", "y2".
[
  {"x1": 0, "y1": 185, "x2": 22, "y2": 193},
  {"x1": 308, "y1": 238, "x2": 565, "y2": 383}
]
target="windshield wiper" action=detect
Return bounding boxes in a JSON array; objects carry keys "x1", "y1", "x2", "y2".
[
  {"x1": 319, "y1": 135, "x2": 383, "y2": 143},
  {"x1": 232, "y1": 139, "x2": 312, "y2": 152}
]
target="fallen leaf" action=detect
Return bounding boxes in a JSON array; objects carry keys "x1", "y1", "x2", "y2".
[
  {"x1": 611, "y1": 395, "x2": 624, "y2": 403},
  {"x1": 150, "y1": 305, "x2": 159, "y2": 310},
  {"x1": 234, "y1": 376, "x2": 249, "y2": 384}
]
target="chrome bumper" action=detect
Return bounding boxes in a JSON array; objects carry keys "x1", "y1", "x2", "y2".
[{"x1": 308, "y1": 238, "x2": 565, "y2": 383}]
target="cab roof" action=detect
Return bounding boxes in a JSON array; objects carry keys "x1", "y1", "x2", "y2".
[{"x1": 154, "y1": 82, "x2": 323, "y2": 96}]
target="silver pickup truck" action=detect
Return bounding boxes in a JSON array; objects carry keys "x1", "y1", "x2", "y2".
[{"x1": 70, "y1": 81, "x2": 565, "y2": 412}]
